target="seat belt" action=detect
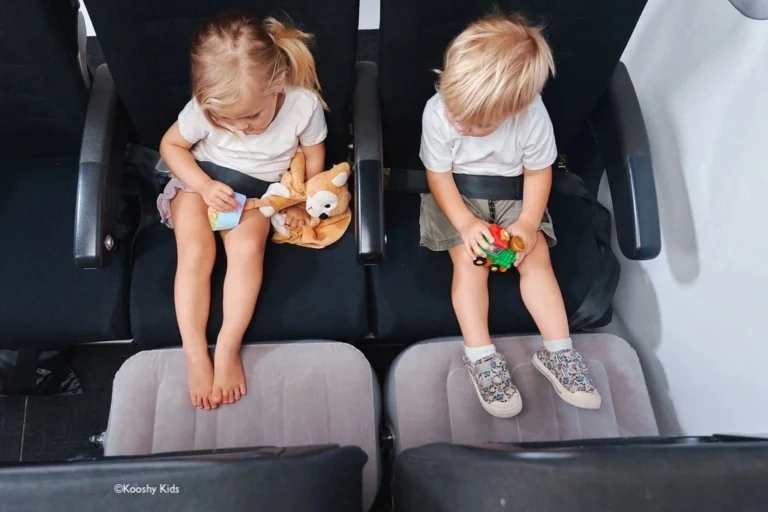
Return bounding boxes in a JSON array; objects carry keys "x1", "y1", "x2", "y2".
[
  {"x1": 124, "y1": 143, "x2": 272, "y2": 232},
  {"x1": 551, "y1": 169, "x2": 620, "y2": 330},
  {"x1": 388, "y1": 168, "x2": 523, "y2": 200}
]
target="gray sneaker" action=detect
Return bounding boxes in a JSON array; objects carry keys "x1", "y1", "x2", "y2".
[
  {"x1": 532, "y1": 348, "x2": 602, "y2": 409},
  {"x1": 463, "y1": 352, "x2": 523, "y2": 418}
]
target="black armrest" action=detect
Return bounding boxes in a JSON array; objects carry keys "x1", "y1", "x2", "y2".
[
  {"x1": 74, "y1": 64, "x2": 130, "y2": 269},
  {"x1": 591, "y1": 61, "x2": 661, "y2": 260},
  {"x1": 353, "y1": 61, "x2": 385, "y2": 264}
]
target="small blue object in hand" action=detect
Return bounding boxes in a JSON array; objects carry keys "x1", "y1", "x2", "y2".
[{"x1": 208, "y1": 192, "x2": 247, "y2": 231}]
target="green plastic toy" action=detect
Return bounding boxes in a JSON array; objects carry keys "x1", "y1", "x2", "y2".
[{"x1": 473, "y1": 224, "x2": 526, "y2": 273}]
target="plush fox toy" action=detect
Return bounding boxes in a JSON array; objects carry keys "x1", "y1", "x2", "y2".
[{"x1": 242, "y1": 152, "x2": 352, "y2": 249}]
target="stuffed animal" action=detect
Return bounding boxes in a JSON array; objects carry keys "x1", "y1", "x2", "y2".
[{"x1": 242, "y1": 152, "x2": 352, "y2": 249}]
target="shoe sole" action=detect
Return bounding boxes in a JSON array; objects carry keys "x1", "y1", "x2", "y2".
[
  {"x1": 468, "y1": 370, "x2": 523, "y2": 418},
  {"x1": 532, "y1": 355, "x2": 602, "y2": 410}
]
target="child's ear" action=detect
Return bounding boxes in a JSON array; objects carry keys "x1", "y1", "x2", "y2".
[{"x1": 331, "y1": 170, "x2": 349, "y2": 187}]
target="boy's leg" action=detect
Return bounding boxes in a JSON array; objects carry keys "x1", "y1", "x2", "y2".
[
  {"x1": 517, "y1": 232, "x2": 570, "y2": 340},
  {"x1": 214, "y1": 209, "x2": 271, "y2": 404},
  {"x1": 449, "y1": 246, "x2": 492, "y2": 347},
  {"x1": 170, "y1": 191, "x2": 217, "y2": 410},
  {"x1": 449, "y1": 246, "x2": 522, "y2": 418},
  {"x1": 518, "y1": 232, "x2": 602, "y2": 409}
]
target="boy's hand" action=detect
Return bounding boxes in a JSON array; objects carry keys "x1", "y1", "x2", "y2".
[
  {"x1": 200, "y1": 180, "x2": 238, "y2": 212},
  {"x1": 458, "y1": 217, "x2": 494, "y2": 260},
  {"x1": 282, "y1": 204, "x2": 311, "y2": 229},
  {"x1": 506, "y1": 218, "x2": 538, "y2": 267}
]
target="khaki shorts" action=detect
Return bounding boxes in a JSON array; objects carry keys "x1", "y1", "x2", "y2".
[{"x1": 419, "y1": 194, "x2": 557, "y2": 252}]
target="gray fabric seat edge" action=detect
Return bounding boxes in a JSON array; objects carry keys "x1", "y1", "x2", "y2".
[
  {"x1": 386, "y1": 334, "x2": 658, "y2": 454},
  {"x1": 105, "y1": 342, "x2": 381, "y2": 511}
]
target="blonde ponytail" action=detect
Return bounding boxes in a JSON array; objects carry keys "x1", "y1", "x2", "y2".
[{"x1": 264, "y1": 17, "x2": 328, "y2": 110}]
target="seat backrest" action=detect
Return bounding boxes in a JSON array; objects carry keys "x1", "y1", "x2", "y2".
[
  {"x1": 0, "y1": 0, "x2": 88, "y2": 159},
  {"x1": 0, "y1": 445, "x2": 367, "y2": 512},
  {"x1": 394, "y1": 440, "x2": 768, "y2": 512},
  {"x1": 378, "y1": 0, "x2": 646, "y2": 169},
  {"x1": 82, "y1": 0, "x2": 359, "y2": 165}
]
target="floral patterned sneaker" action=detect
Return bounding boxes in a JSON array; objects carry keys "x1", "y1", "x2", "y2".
[
  {"x1": 463, "y1": 352, "x2": 523, "y2": 418},
  {"x1": 532, "y1": 348, "x2": 602, "y2": 409}
]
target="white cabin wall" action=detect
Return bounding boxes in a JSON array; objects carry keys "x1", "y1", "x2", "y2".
[
  {"x1": 359, "y1": 0, "x2": 380, "y2": 30},
  {"x1": 80, "y1": 3, "x2": 95, "y2": 36},
  {"x1": 610, "y1": 0, "x2": 768, "y2": 435}
]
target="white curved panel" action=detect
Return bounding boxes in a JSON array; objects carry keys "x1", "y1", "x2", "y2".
[{"x1": 608, "y1": 0, "x2": 768, "y2": 435}]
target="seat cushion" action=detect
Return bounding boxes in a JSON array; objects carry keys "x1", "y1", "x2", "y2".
[
  {"x1": 130, "y1": 224, "x2": 368, "y2": 346},
  {"x1": 370, "y1": 191, "x2": 613, "y2": 341},
  {"x1": 0, "y1": 158, "x2": 131, "y2": 348},
  {"x1": 385, "y1": 334, "x2": 658, "y2": 453},
  {"x1": 105, "y1": 342, "x2": 381, "y2": 511}
]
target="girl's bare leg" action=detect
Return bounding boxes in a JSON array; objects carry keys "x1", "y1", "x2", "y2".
[
  {"x1": 171, "y1": 191, "x2": 217, "y2": 409},
  {"x1": 212, "y1": 210, "x2": 271, "y2": 404}
]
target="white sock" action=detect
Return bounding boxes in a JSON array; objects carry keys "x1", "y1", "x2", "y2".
[
  {"x1": 464, "y1": 344, "x2": 497, "y2": 363},
  {"x1": 544, "y1": 337, "x2": 573, "y2": 353}
]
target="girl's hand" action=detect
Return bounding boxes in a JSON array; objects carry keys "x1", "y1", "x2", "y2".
[
  {"x1": 457, "y1": 217, "x2": 494, "y2": 260},
  {"x1": 506, "y1": 218, "x2": 538, "y2": 267},
  {"x1": 282, "y1": 204, "x2": 311, "y2": 229},
  {"x1": 200, "y1": 180, "x2": 238, "y2": 212}
]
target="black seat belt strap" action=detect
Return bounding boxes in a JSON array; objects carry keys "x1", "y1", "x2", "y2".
[
  {"x1": 552, "y1": 170, "x2": 621, "y2": 330},
  {"x1": 388, "y1": 168, "x2": 523, "y2": 200}
]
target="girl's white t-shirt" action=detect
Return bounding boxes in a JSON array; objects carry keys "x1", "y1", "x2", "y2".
[{"x1": 177, "y1": 87, "x2": 327, "y2": 183}]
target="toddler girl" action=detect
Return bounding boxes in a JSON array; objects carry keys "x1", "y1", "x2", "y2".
[
  {"x1": 420, "y1": 14, "x2": 602, "y2": 417},
  {"x1": 158, "y1": 11, "x2": 328, "y2": 409}
]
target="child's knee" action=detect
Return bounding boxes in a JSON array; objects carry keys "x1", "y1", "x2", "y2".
[
  {"x1": 226, "y1": 234, "x2": 266, "y2": 262},
  {"x1": 518, "y1": 242, "x2": 552, "y2": 276},
  {"x1": 452, "y1": 254, "x2": 489, "y2": 281},
  {"x1": 178, "y1": 238, "x2": 215, "y2": 272}
]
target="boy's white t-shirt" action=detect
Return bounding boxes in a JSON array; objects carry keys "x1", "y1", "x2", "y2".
[
  {"x1": 419, "y1": 93, "x2": 557, "y2": 177},
  {"x1": 177, "y1": 87, "x2": 327, "y2": 183}
]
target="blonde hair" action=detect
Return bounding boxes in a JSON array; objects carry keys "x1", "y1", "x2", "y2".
[
  {"x1": 437, "y1": 13, "x2": 555, "y2": 126},
  {"x1": 190, "y1": 10, "x2": 327, "y2": 130}
]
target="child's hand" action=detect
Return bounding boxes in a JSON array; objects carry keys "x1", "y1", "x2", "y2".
[
  {"x1": 282, "y1": 204, "x2": 311, "y2": 229},
  {"x1": 506, "y1": 218, "x2": 538, "y2": 267},
  {"x1": 458, "y1": 217, "x2": 494, "y2": 260},
  {"x1": 200, "y1": 180, "x2": 239, "y2": 212}
]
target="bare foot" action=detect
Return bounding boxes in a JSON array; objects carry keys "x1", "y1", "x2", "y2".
[
  {"x1": 211, "y1": 344, "x2": 247, "y2": 405},
  {"x1": 185, "y1": 349, "x2": 216, "y2": 410}
]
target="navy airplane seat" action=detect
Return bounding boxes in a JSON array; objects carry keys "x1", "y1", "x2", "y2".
[
  {"x1": 82, "y1": 0, "x2": 370, "y2": 345},
  {"x1": 0, "y1": 0, "x2": 131, "y2": 349},
  {"x1": 393, "y1": 436, "x2": 768, "y2": 511},
  {"x1": 0, "y1": 445, "x2": 367, "y2": 512},
  {"x1": 370, "y1": 0, "x2": 660, "y2": 341}
]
